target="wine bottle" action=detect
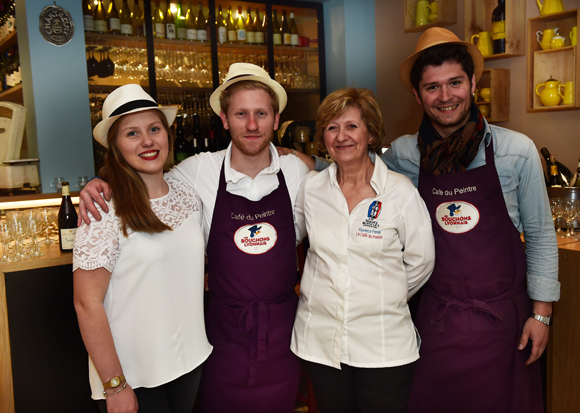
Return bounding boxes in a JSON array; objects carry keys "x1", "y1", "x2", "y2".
[
  {"x1": 174, "y1": 116, "x2": 193, "y2": 163},
  {"x1": 192, "y1": 114, "x2": 202, "y2": 154},
  {"x1": 132, "y1": 1, "x2": 144, "y2": 36},
  {"x1": 83, "y1": 0, "x2": 95, "y2": 32},
  {"x1": 272, "y1": 9, "x2": 282, "y2": 46},
  {"x1": 94, "y1": 0, "x2": 108, "y2": 33},
  {"x1": 176, "y1": 0, "x2": 187, "y2": 40},
  {"x1": 153, "y1": 0, "x2": 165, "y2": 39},
  {"x1": 209, "y1": 114, "x2": 221, "y2": 152},
  {"x1": 281, "y1": 10, "x2": 291, "y2": 46},
  {"x1": 548, "y1": 156, "x2": 565, "y2": 187},
  {"x1": 236, "y1": 6, "x2": 246, "y2": 44},
  {"x1": 165, "y1": 4, "x2": 176, "y2": 40},
  {"x1": 540, "y1": 147, "x2": 572, "y2": 187},
  {"x1": 120, "y1": 0, "x2": 133, "y2": 36},
  {"x1": 289, "y1": 11, "x2": 299, "y2": 46},
  {"x1": 254, "y1": 8, "x2": 264, "y2": 45},
  {"x1": 226, "y1": 6, "x2": 237, "y2": 43},
  {"x1": 108, "y1": 0, "x2": 121, "y2": 34},
  {"x1": 246, "y1": 7, "x2": 255, "y2": 44},
  {"x1": 216, "y1": 5, "x2": 227, "y2": 43},
  {"x1": 491, "y1": 0, "x2": 506, "y2": 54},
  {"x1": 185, "y1": 2, "x2": 197, "y2": 40},
  {"x1": 572, "y1": 158, "x2": 580, "y2": 187},
  {"x1": 196, "y1": 3, "x2": 208, "y2": 41},
  {"x1": 58, "y1": 182, "x2": 78, "y2": 253}
]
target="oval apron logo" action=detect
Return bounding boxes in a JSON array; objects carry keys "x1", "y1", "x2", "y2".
[
  {"x1": 234, "y1": 222, "x2": 278, "y2": 255},
  {"x1": 435, "y1": 201, "x2": 480, "y2": 234}
]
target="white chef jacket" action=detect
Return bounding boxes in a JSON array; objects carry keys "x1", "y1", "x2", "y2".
[
  {"x1": 166, "y1": 143, "x2": 310, "y2": 243},
  {"x1": 291, "y1": 153, "x2": 436, "y2": 369}
]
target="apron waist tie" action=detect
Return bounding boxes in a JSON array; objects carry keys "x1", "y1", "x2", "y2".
[{"x1": 431, "y1": 299, "x2": 504, "y2": 333}]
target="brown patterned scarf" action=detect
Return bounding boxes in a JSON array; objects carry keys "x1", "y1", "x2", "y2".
[{"x1": 418, "y1": 102, "x2": 486, "y2": 175}]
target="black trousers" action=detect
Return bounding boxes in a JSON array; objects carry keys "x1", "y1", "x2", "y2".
[
  {"x1": 97, "y1": 365, "x2": 202, "y2": 413},
  {"x1": 302, "y1": 359, "x2": 415, "y2": 413}
]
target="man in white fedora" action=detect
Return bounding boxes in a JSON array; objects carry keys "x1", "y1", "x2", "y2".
[{"x1": 79, "y1": 63, "x2": 309, "y2": 412}]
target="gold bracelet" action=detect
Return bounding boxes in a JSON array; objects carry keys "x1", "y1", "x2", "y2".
[{"x1": 103, "y1": 381, "x2": 127, "y2": 398}]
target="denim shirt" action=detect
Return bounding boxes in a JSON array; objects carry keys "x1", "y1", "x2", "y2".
[{"x1": 314, "y1": 122, "x2": 560, "y2": 302}]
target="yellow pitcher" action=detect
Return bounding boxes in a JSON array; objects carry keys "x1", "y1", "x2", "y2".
[
  {"x1": 535, "y1": 77, "x2": 564, "y2": 106},
  {"x1": 471, "y1": 31, "x2": 493, "y2": 57},
  {"x1": 537, "y1": 28, "x2": 558, "y2": 50},
  {"x1": 562, "y1": 81, "x2": 574, "y2": 105},
  {"x1": 409, "y1": 0, "x2": 430, "y2": 27},
  {"x1": 425, "y1": 1, "x2": 438, "y2": 23},
  {"x1": 537, "y1": 0, "x2": 564, "y2": 16},
  {"x1": 571, "y1": 26, "x2": 577, "y2": 46}
]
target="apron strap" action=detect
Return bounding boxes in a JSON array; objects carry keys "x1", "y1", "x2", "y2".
[
  {"x1": 238, "y1": 299, "x2": 268, "y2": 387},
  {"x1": 431, "y1": 299, "x2": 504, "y2": 333}
]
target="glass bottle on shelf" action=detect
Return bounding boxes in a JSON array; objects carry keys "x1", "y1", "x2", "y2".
[
  {"x1": 165, "y1": 4, "x2": 176, "y2": 39},
  {"x1": 83, "y1": 0, "x2": 94, "y2": 32},
  {"x1": 225, "y1": 6, "x2": 236, "y2": 44},
  {"x1": 246, "y1": 7, "x2": 255, "y2": 45},
  {"x1": 281, "y1": 10, "x2": 291, "y2": 46},
  {"x1": 491, "y1": 0, "x2": 506, "y2": 54},
  {"x1": 290, "y1": 11, "x2": 299, "y2": 46},
  {"x1": 196, "y1": 3, "x2": 208, "y2": 42},
  {"x1": 186, "y1": 2, "x2": 197, "y2": 40},
  {"x1": 541, "y1": 147, "x2": 572, "y2": 187},
  {"x1": 174, "y1": 116, "x2": 193, "y2": 163},
  {"x1": 217, "y1": 5, "x2": 227, "y2": 43},
  {"x1": 176, "y1": 0, "x2": 187, "y2": 40},
  {"x1": 192, "y1": 114, "x2": 202, "y2": 154},
  {"x1": 132, "y1": 1, "x2": 145, "y2": 36},
  {"x1": 153, "y1": 0, "x2": 165, "y2": 38},
  {"x1": 549, "y1": 155, "x2": 565, "y2": 187},
  {"x1": 94, "y1": 0, "x2": 108, "y2": 34},
  {"x1": 236, "y1": 6, "x2": 246, "y2": 44},
  {"x1": 108, "y1": 0, "x2": 121, "y2": 34},
  {"x1": 254, "y1": 8, "x2": 264, "y2": 45},
  {"x1": 573, "y1": 159, "x2": 580, "y2": 187},
  {"x1": 272, "y1": 9, "x2": 282, "y2": 46},
  {"x1": 120, "y1": 0, "x2": 133, "y2": 36}
]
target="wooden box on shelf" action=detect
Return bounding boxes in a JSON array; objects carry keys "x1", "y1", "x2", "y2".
[
  {"x1": 464, "y1": 0, "x2": 526, "y2": 60},
  {"x1": 404, "y1": 0, "x2": 457, "y2": 33},
  {"x1": 476, "y1": 68, "x2": 510, "y2": 123},
  {"x1": 526, "y1": 9, "x2": 579, "y2": 112}
]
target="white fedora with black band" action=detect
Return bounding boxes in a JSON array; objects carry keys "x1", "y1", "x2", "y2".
[
  {"x1": 93, "y1": 84, "x2": 178, "y2": 148},
  {"x1": 209, "y1": 63, "x2": 287, "y2": 116}
]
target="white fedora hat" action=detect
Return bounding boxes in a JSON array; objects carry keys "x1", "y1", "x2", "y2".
[
  {"x1": 209, "y1": 63, "x2": 287, "y2": 115},
  {"x1": 93, "y1": 84, "x2": 178, "y2": 148}
]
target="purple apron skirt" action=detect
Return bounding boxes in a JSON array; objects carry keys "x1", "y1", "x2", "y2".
[
  {"x1": 198, "y1": 163, "x2": 301, "y2": 413},
  {"x1": 408, "y1": 140, "x2": 543, "y2": 412}
]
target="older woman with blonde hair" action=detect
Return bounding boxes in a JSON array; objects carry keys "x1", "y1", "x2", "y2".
[{"x1": 291, "y1": 87, "x2": 435, "y2": 412}]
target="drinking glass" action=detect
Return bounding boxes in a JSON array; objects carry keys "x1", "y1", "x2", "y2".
[
  {"x1": 6, "y1": 211, "x2": 29, "y2": 260},
  {"x1": 23, "y1": 210, "x2": 45, "y2": 256},
  {"x1": 562, "y1": 200, "x2": 576, "y2": 238},
  {"x1": 550, "y1": 198, "x2": 562, "y2": 233},
  {"x1": 38, "y1": 207, "x2": 57, "y2": 245},
  {"x1": 0, "y1": 219, "x2": 13, "y2": 263}
]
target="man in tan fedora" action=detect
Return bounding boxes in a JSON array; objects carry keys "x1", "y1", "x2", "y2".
[
  {"x1": 78, "y1": 63, "x2": 309, "y2": 412},
  {"x1": 386, "y1": 27, "x2": 558, "y2": 412}
]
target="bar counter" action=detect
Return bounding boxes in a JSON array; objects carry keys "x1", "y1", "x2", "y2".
[{"x1": 1, "y1": 239, "x2": 579, "y2": 412}]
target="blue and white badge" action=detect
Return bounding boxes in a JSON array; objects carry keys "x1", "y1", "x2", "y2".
[
  {"x1": 435, "y1": 201, "x2": 480, "y2": 234},
  {"x1": 234, "y1": 222, "x2": 278, "y2": 255}
]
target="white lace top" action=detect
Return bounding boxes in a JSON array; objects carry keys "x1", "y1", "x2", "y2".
[{"x1": 73, "y1": 177, "x2": 212, "y2": 399}]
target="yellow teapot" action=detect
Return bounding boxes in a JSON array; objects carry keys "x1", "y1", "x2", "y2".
[
  {"x1": 536, "y1": 0, "x2": 564, "y2": 16},
  {"x1": 535, "y1": 77, "x2": 564, "y2": 106}
]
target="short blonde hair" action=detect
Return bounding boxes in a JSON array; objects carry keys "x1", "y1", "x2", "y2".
[
  {"x1": 219, "y1": 80, "x2": 279, "y2": 115},
  {"x1": 315, "y1": 87, "x2": 385, "y2": 154}
]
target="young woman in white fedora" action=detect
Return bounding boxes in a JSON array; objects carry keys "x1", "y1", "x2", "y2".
[{"x1": 73, "y1": 84, "x2": 212, "y2": 413}]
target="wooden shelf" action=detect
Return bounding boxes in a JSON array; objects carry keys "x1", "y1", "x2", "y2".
[
  {"x1": 0, "y1": 84, "x2": 22, "y2": 104},
  {"x1": 0, "y1": 30, "x2": 17, "y2": 54},
  {"x1": 404, "y1": 0, "x2": 457, "y2": 32},
  {"x1": 464, "y1": 0, "x2": 525, "y2": 58},
  {"x1": 475, "y1": 68, "x2": 510, "y2": 123},
  {"x1": 527, "y1": 9, "x2": 580, "y2": 112}
]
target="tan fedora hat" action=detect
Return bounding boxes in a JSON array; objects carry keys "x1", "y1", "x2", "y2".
[
  {"x1": 209, "y1": 62, "x2": 287, "y2": 115},
  {"x1": 93, "y1": 84, "x2": 177, "y2": 148},
  {"x1": 399, "y1": 27, "x2": 484, "y2": 94}
]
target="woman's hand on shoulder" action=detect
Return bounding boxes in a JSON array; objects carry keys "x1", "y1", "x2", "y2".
[
  {"x1": 105, "y1": 384, "x2": 139, "y2": 413},
  {"x1": 276, "y1": 147, "x2": 316, "y2": 171},
  {"x1": 78, "y1": 178, "x2": 112, "y2": 226}
]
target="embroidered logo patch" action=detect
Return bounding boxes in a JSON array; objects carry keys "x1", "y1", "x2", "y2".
[
  {"x1": 362, "y1": 201, "x2": 382, "y2": 228},
  {"x1": 435, "y1": 201, "x2": 480, "y2": 234},
  {"x1": 234, "y1": 222, "x2": 278, "y2": 255}
]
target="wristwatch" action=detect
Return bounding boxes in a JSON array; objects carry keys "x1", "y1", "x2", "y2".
[
  {"x1": 103, "y1": 374, "x2": 125, "y2": 389},
  {"x1": 531, "y1": 313, "x2": 552, "y2": 326}
]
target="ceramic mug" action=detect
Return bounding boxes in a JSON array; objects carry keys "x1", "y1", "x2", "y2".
[
  {"x1": 537, "y1": 28, "x2": 558, "y2": 50},
  {"x1": 425, "y1": 2, "x2": 438, "y2": 23},
  {"x1": 562, "y1": 81, "x2": 574, "y2": 105},
  {"x1": 550, "y1": 35, "x2": 566, "y2": 49},
  {"x1": 471, "y1": 31, "x2": 493, "y2": 57},
  {"x1": 571, "y1": 26, "x2": 577, "y2": 46},
  {"x1": 409, "y1": 0, "x2": 430, "y2": 27}
]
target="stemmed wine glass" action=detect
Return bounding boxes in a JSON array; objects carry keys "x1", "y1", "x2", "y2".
[
  {"x1": 23, "y1": 210, "x2": 45, "y2": 257},
  {"x1": 550, "y1": 198, "x2": 562, "y2": 233},
  {"x1": 0, "y1": 219, "x2": 13, "y2": 263},
  {"x1": 38, "y1": 208, "x2": 57, "y2": 246},
  {"x1": 6, "y1": 211, "x2": 29, "y2": 261}
]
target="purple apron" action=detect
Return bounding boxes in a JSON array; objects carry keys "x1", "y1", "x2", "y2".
[
  {"x1": 198, "y1": 163, "x2": 301, "y2": 413},
  {"x1": 408, "y1": 140, "x2": 543, "y2": 412}
]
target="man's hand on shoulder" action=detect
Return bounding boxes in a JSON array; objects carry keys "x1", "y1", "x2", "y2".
[{"x1": 78, "y1": 178, "x2": 112, "y2": 226}]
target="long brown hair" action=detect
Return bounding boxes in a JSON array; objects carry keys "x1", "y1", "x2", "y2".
[{"x1": 100, "y1": 109, "x2": 174, "y2": 237}]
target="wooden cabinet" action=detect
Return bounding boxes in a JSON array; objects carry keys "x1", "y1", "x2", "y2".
[
  {"x1": 404, "y1": 0, "x2": 457, "y2": 33},
  {"x1": 527, "y1": 9, "x2": 579, "y2": 112},
  {"x1": 0, "y1": 30, "x2": 22, "y2": 104},
  {"x1": 475, "y1": 68, "x2": 510, "y2": 123},
  {"x1": 464, "y1": 0, "x2": 526, "y2": 60}
]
